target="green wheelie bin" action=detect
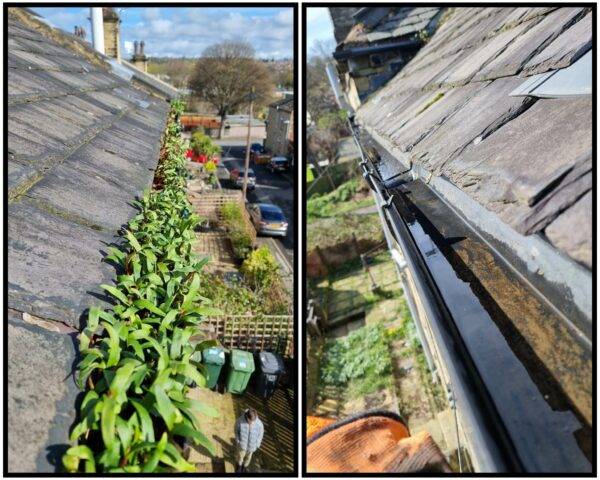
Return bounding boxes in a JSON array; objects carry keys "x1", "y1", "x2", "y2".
[
  {"x1": 187, "y1": 350, "x2": 202, "y2": 387},
  {"x1": 202, "y1": 346, "x2": 226, "y2": 389},
  {"x1": 226, "y1": 349, "x2": 255, "y2": 394}
]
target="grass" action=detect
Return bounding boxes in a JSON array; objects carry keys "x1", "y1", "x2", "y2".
[
  {"x1": 307, "y1": 174, "x2": 383, "y2": 254},
  {"x1": 307, "y1": 213, "x2": 384, "y2": 251},
  {"x1": 307, "y1": 176, "x2": 374, "y2": 222},
  {"x1": 389, "y1": 298, "x2": 446, "y2": 410}
]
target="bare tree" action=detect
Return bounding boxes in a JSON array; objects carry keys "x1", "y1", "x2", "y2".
[
  {"x1": 189, "y1": 41, "x2": 275, "y2": 138},
  {"x1": 306, "y1": 40, "x2": 338, "y2": 121},
  {"x1": 306, "y1": 39, "x2": 349, "y2": 167}
]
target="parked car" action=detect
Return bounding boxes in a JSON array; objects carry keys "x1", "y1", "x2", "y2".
[
  {"x1": 247, "y1": 203, "x2": 288, "y2": 237},
  {"x1": 268, "y1": 156, "x2": 291, "y2": 173},
  {"x1": 251, "y1": 150, "x2": 272, "y2": 165},
  {"x1": 230, "y1": 168, "x2": 256, "y2": 189},
  {"x1": 244, "y1": 143, "x2": 264, "y2": 155}
]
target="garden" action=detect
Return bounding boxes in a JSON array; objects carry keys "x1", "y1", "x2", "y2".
[
  {"x1": 306, "y1": 174, "x2": 384, "y2": 278},
  {"x1": 186, "y1": 130, "x2": 222, "y2": 190}
]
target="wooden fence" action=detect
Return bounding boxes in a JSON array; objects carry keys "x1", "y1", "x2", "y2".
[
  {"x1": 203, "y1": 315, "x2": 294, "y2": 358},
  {"x1": 189, "y1": 190, "x2": 256, "y2": 243}
]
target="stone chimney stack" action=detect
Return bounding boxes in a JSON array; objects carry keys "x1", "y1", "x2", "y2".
[
  {"x1": 102, "y1": 7, "x2": 121, "y2": 60},
  {"x1": 73, "y1": 26, "x2": 86, "y2": 39},
  {"x1": 131, "y1": 39, "x2": 148, "y2": 73}
]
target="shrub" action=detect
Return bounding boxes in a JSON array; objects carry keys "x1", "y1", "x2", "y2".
[
  {"x1": 199, "y1": 272, "x2": 289, "y2": 315},
  {"x1": 307, "y1": 176, "x2": 364, "y2": 220},
  {"x1": 241, "y1": 246, "x2": 280, "y2": 291},
  {"x1": 220, "y1": 201, "x2": 253, "y2": 260},
  {"x1": 190, "y1": 132, "x2": 221, "y2": 158},
  {"x1": 230, "y1": 230, "x2": 253, "y2": 260},
  {"x1": 204, "y1": 160, "x2": 217, "y2": 174}
]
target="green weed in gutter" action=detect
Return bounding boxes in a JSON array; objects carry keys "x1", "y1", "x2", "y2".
[{"x1": 62, "y1": 99, "x2": 223, "y2": 473}]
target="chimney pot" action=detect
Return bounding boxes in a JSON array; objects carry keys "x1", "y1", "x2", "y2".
[
  {"x1": 140, "y1": 41, "x2": 145, "y2": 56},
  {"x1": 134, "y1": 40, "x2": 139, "y2": 56}
]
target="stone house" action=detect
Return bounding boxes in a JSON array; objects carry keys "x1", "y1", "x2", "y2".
[
  {"x1": 329, "y1": 7, "x2": 443, "y2": 109},
  {"x1": 265, "y1": 96, "x2": 294, "y2": 156}
]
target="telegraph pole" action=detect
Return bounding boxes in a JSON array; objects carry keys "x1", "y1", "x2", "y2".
[{"x1": 242, "y1": 87, "x2": 256, "y2": 201}]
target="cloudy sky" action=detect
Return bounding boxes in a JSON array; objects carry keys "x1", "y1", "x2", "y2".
[
  {"x1": 306, "y1": 7, "x2": 335, "y2": 56},
  {"x1": 31, "y1": 7, "x2": 294, "y2": 58}
]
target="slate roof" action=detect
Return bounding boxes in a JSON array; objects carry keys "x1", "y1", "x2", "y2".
[
  {"x1": 355, "y1": 7, "x2": 592, "y2": 269},
  {"x1": 342, "y1": 7, "x2": 442, "y2": 46},
  {"x1": 7, "y1": 8, "x2": 170, "y2": 472}
]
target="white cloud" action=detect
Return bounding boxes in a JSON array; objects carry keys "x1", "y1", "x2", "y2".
[
  {"x1": 33, "y1": 7, "x2": 293, "y2": 59},
  {"x1": 142, "y1": 8, "x2": 161, "y2": 21},
  {"x1": 307, "y1": 7, "x2": 328, "y2": 23},
  {"x1": 123, "y1": 40, "x2": 134, "y2": 55},
  {"x1": 32, "y1": 7, "x2": 90, "y2": 37},
  {"x1": 306, "y1": 7, "x2": 335, "y2": 53},
  {"x1": 148, "y1": 18, "x2": 173, "y2": 35},
  {"x1": 123, "y1": 7, "x2": 293, "y2": 59}
]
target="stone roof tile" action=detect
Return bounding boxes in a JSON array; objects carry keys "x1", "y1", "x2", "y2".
[{"x1": 356, "y1": 7, "x2": 591, "y2": 267}]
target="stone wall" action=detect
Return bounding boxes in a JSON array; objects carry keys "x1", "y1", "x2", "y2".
[{"x1": 265, "y1": 105, "x2": 292, "y2": 155}]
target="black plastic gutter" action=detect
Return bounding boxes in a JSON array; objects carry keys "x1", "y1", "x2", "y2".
[
  {"x1": 333, "y1": 38, "x2": 421, "y2": 61},
  {"x1": 347, "y1": 118, "x2": 592, "y2": 473},
  {"x1": 362, "y1": 158, "x2": 519, "y2": 473}
]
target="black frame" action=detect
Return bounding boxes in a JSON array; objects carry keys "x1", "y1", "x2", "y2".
[
  {"x1": 3, "y1": 2, "x2": 298, "y2": 477},
  {"x1": 301, "y1": 2, "x2": 597, "y2": 477}
]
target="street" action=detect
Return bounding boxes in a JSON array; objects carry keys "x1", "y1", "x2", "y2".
[{"x1": 216, "y1": 140, "x2": 295, "y2": 267}]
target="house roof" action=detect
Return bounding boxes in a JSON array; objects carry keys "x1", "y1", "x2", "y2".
[
  {"x1": 270, "y1": 96, "x2": 294, "y2": 112},
  {"x1": 225, "y1": 114, "x2": 265, "y2": 127},
  {"x1": 342, "y1": 7, "x2": 442, "y2": 46},
  {"x1": 119, "y1": 58, "x2": 181, "y2": 100},
  {"x1": 7, "y1": 7, "x2": 170, "y2": 472},
  {"x1": 355, "y1": 7, "x2": 592, "y2": 269}
]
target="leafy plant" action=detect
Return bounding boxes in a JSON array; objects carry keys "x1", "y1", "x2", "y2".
[
  {"x1": 204, "y1": 160, "x2": 217, "y2": 174},
  {"x1": 63, "y1": 101, "x2": 222, "y2": 473},
  {"x1": 200, "y1": 273, "x2": 291, "y2": 316},
  {"x1": 190, "y1": 131, "x2": 221, "y2": 158},
  {"x1": 220, "y1": 201, "x2": 253, "y2": 260},
  {"x1": 307, "y1": 176, "x2": 370, "y2": 220},
  {"x1": 319, "y1": 323, "x2": 393, "y2": 398},
  {"x1": 241, "y1": 246, "x2": 279, "y2": 291}
]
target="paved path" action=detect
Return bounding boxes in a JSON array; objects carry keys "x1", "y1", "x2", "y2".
[{"x1": 187, "y1": 386, "x2": 295, "y2": 473}]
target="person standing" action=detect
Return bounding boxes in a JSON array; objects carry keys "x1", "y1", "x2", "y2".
[{"x1": 234, "y1": 408, "x2": 264, "y2": 473}]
